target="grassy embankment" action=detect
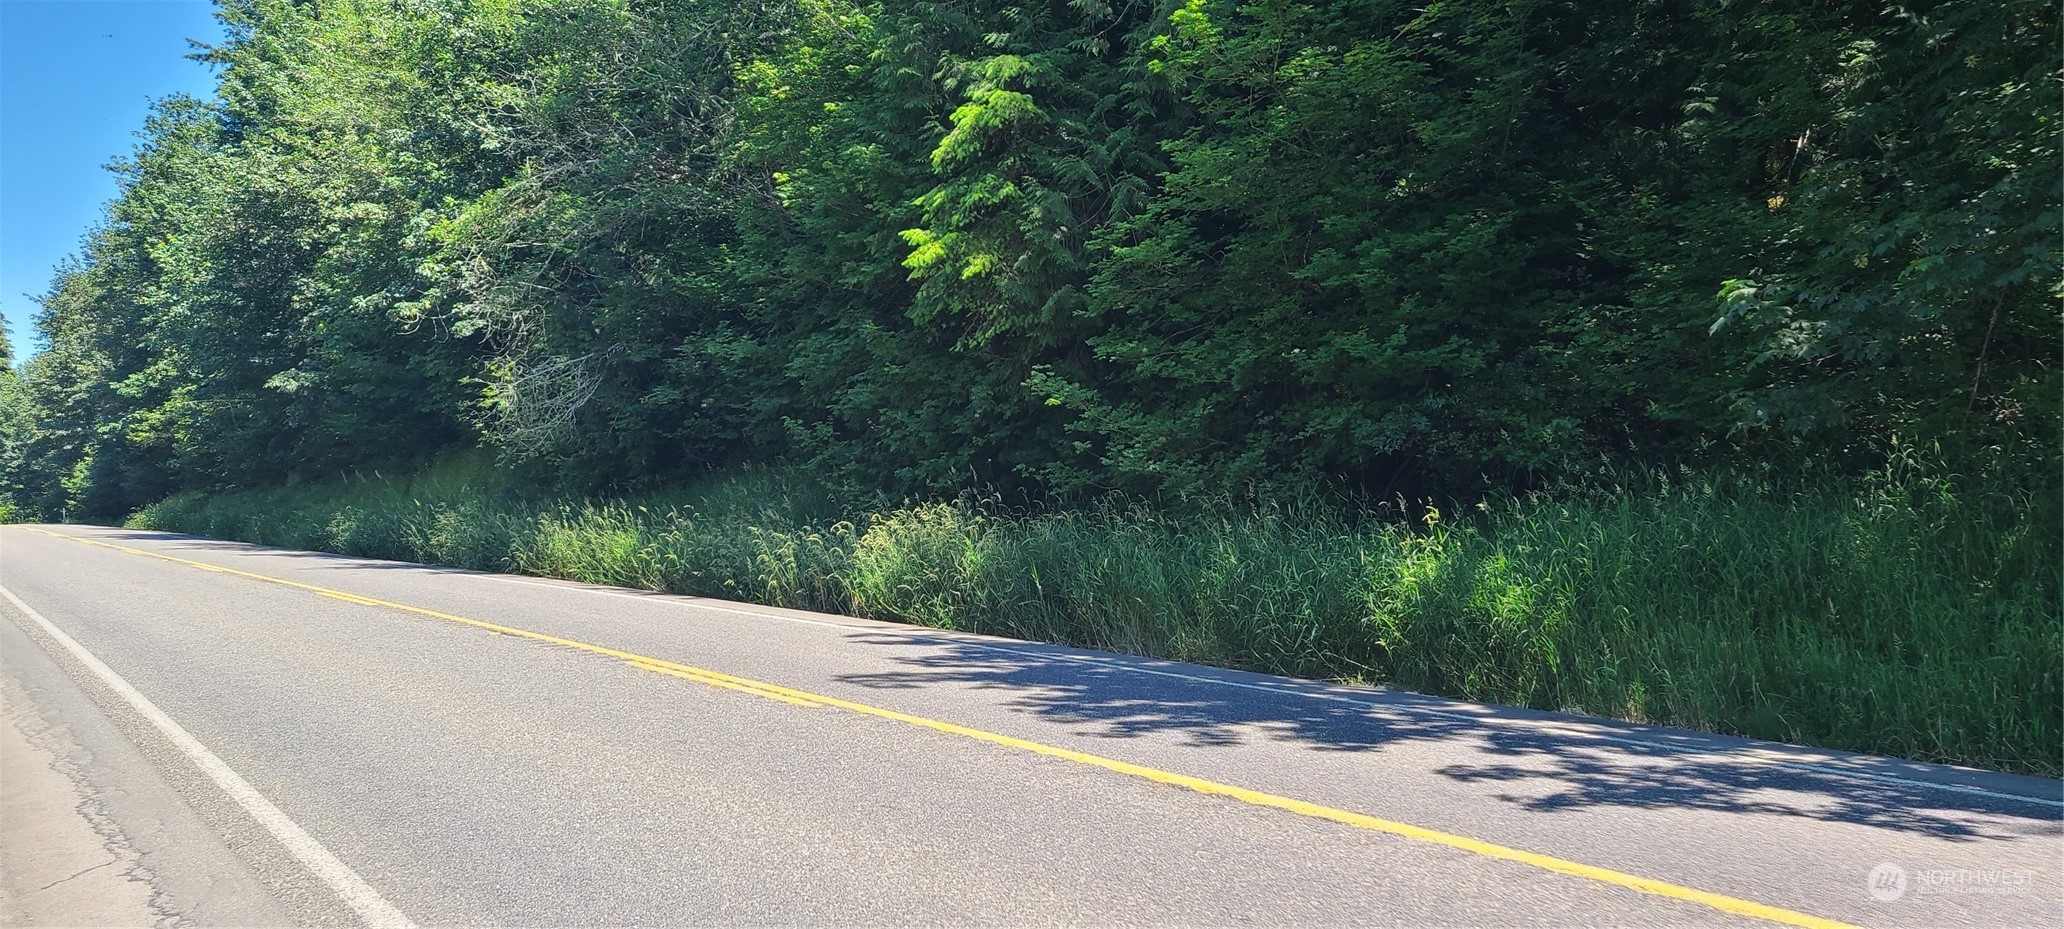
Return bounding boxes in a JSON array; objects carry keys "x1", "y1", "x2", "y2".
[{"x1": 126, "y1": 457, "x2": 2060, "y2": 775}]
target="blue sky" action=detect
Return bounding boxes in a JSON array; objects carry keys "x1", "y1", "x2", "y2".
[{"x1": 1, "y1": 0, "x2": 223, "y2": 357}]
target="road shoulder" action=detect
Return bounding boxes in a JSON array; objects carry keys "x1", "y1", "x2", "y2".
[
  {"x1": 0, "y1": 675, "x2": 160, "y2": 927},
  {"x1": 0, "y1": 604, "x2": 303, "y2": 928}
]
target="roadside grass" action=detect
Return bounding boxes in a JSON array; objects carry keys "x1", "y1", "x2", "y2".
[{"x1": 126, "y1": 456, "x2": 2062, "y2": 775}]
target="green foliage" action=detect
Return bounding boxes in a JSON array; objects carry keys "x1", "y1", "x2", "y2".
[
  {"x1": 4, "y1": 0, "x2": 2055, "y2": 773},
  {"x1": 1709, "y1": 1, "x2": 2059, "y2": 449},
  {"x1": 5, "y1": 0, "x2": 2054, "y2": 513},
  {"x1": 0, "y1": 351, "x2": 32, "y2": 517},
  {"x1": 129, "y1": 458, "x2": 2062, "y2": 775}
]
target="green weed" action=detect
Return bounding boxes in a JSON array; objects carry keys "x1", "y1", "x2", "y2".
[{"x1": 124, "y1": 461, "x2": 2062, "y2": 775}]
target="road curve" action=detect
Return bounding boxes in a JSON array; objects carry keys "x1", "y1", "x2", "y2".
[{"x1": 2, "y1": 523, "x2": 2058, "y2": 927}]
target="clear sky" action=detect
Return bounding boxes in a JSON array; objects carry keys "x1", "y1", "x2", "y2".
[{"x1": 0, "y1": 0, "x2": 223, "y2": 357}]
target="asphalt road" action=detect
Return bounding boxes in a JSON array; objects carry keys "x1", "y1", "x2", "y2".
[{"x1": 2, "y1": 524, "x2": 2058, "y2": 928}]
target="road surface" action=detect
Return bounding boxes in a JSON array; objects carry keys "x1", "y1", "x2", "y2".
[{"x1": 2, "y1": 524, "x2": 2059, "y2": 927}]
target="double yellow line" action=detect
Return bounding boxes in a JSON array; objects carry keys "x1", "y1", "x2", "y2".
[{"x1": 28, "y1": 527, "x2": 1857, "y2": 929}]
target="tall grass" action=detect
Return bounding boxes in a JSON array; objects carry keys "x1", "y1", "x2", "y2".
[{"x1": 127, "y1": 456, "x2": 2061, "y2": 775}]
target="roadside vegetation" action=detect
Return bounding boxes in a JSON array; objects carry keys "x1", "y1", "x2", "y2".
[
  {"x1": 130, "y1": 452, "x2": 2060, "y2": 776},
  {"x1": 1, "y1": 2, "x2": 2055, "y2": 775}
]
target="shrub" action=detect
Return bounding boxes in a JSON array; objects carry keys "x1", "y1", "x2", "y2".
[{"x1": 122, "y1": 460, "x2": 2062, "y2": 774}]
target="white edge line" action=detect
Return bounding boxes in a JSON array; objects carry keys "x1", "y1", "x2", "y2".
[
  {"x1": 0, "y1": 581, "x2": 416, "y2": 929},
  {"x1": 471, "y1": 571, "x2": 2064, "y2": 810}
]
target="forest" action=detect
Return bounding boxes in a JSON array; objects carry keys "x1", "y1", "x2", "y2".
[{"x1": 0, "y1": 0, "x2": 2056, "y2": 771}]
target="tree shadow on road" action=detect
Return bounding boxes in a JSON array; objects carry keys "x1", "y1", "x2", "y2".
[{"x1": 826, "y1": 631, "x2": 2063, "y2": 843}]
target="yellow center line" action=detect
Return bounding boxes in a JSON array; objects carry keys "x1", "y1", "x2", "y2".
[
  {"x1": 26, "y1": 527, "x2": 1858, "y2": 929},
  {"x1": 623, "y1": 658, "x2": 828, "y2": 708}
]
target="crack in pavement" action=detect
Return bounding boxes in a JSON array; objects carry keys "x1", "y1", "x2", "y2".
[{"x1": 36, "y1": 858, "x2": 116, "y2": 892}]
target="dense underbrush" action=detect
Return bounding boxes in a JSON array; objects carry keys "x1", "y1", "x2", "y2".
[{"x1": 127, "y1": 457, "x2": 2061, "y2": 775}]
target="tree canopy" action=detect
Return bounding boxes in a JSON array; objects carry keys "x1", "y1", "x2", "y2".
[{"x1": 4, "y1": 0, "x2": 2056, "y2": 519}]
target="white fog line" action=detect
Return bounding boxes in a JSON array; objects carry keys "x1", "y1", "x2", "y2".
[
  {"x1": 0, "y1": 581, "x2": 416, "y2": 929},
  {"x1": 471, "y1": 571, "x2": 2064, "y2": 810}
]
